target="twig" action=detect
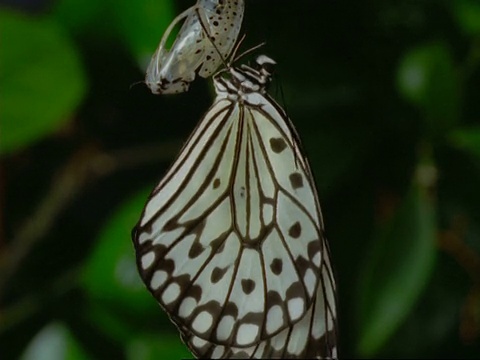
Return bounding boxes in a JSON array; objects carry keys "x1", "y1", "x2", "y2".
[{"x1": 0, "y1": 140, "x2": 182, "y2": 300}]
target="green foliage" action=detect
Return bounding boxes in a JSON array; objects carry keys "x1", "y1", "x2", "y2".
[
  {"x1": 81, "y1": 187, "x2": 155, "y2": 318},
  {"x1": 397, "y1": 42, "x2": 460, "y2": 137},
  {"x1": 52, "y1": 0, "x2": 175, "y2": 66},
  {"x1": 125, "y1": 334, "x2": 192, "y2": 360},
  {"x1": 81, "y1": 188, "x2": 189, "y2": 356},
  {"x1": 1, "y1": 1, "x2": 480, "y2": 359},
  {"x1": 357, "y1": 159, "x2": 437, "y2": 356},
  {"x1": 449, "y1": 126, "x2": 480, "y2": 160},
  {"x1": 112, "y1": 0, "x2": 175, "y2": 64},
  {"x1": 0, "y1": 9, "x2": 86, "y2": 154},
  {"x1": 452, "y1": 0, "x2": 480, "y2": 35},
  {"x1": 20, "y1": 323, "x2": 89, "y2": 360}
]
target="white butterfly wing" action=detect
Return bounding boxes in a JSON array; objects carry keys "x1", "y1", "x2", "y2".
[
  {"x1": 133, "y1": 92, "x2": 325, "y2": 348},
  {"x1": 136, "y1": 55, "x2": 338, "y2": 358},
  {"x1": 180, "y1": 99, "x2": 338, "y2": 359},
  {"x1": 183, "y1": 263, "x2": 337, "y2": 359}
]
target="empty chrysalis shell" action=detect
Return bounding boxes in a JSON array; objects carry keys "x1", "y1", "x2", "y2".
[{"x1": 146, "y1": 0, "x2": 245, "y2": 95}]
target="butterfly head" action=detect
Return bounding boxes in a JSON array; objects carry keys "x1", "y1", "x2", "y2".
[
  {"x1": 237, "y1": 55, "x2": 276, "y2": 87},
  {"x1": 253, "y1": 55, "x2": 276, "y2": 82}
]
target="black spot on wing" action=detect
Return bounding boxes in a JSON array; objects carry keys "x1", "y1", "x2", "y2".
[
  {"x1": 270, "y1": 137, "x2": 287, "y2": 153},
  {"x1": 289, "y1": 172, "x2": 304, "y2": 189}
]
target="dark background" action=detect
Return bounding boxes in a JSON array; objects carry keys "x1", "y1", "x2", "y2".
[{"x1": 1, "y1": 0, "x2": 480, "y2": 358}]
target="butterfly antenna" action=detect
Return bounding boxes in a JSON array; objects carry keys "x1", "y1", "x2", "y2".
[
  {"x1": 233, "y1": 41, "x2": 266, "y2": 64},
  {"x1": 228, "y1": 33, "x2": 247, "y2": 65},
  {"x1": 130, "y1": 80, "x2": 145, "y2": 90}
]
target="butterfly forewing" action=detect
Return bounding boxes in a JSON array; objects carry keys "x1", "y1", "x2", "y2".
[{"x1": 134, "y1": 55, "x2": 337, "y2": 357}]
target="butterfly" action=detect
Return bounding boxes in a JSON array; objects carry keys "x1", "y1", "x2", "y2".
[
  {"x1": 145, "y1": 0, "x2": 245, "y2": 94},
  {"x1": 133, "y1": 54, "x2": 338, "y2": 358},
  {"x1": 180, "y1": 255, "x2": 337, "y2": 358}
]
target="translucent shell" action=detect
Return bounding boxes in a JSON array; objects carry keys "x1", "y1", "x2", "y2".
[{"x1": 145, "y1": 0, "x2": 245, "y2": 95}]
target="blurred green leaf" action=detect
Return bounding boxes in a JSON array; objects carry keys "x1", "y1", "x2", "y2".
[
  {"x1": 20, "y1": 322, "x2": 89, "y2": 360},
  {"x1": 377, "y1": 250, "x2": 468, "y2": 357},
  {"x1": 53, "y1": 0, "x2": 175, "y2": 70},
  {"x1": 397, "y1": 43, "x2": 460, "y2": 137},
  {"x1": 0, "y1": 9, "x2": 86, "y2": 154},
  {"x1": 112, "y1": 0, "x2": 175, "y2": 67},
  {"x1": 357, "y1": 160, "x2": 437, "y2": 357},
  {"x1": 126, "y1": 334, "x2": 191, "y2": 360},
  {"x1": 81, "y1": 187, "x2": 155, "y2": 314},
  {"x1": 452, "y1": 0, "x2": 480, "y2": 35},
  {"x1": 449, "y1": 126, "x2": 480, "y2": 159},
  {"x1": 82, "y1": 187, "x2": 190, "y2": 354},
  {"x1": 84, "y1": 300, "x2": 139, "y2": 342},
  {"x1": 52, "y1": 0, "x2": 109, "y2": 35}
]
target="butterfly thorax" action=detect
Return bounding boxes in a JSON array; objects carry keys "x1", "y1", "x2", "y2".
[{"x1": 214, "y1": 55, "x2": 276, "y2": 103}]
